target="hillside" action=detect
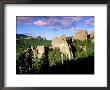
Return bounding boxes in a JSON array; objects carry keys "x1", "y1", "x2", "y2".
[
  {"x1": 16, "y1": 34, "x2": 29, "y2": 39},
  {"x1": 16, "y1": 34, "x2": 52, "y2": 62},
  {"x1": 16, "y1": 30, "x2": 94, "y2": 74}
]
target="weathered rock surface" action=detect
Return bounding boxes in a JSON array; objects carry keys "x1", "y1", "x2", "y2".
[
  {"x1": 36, "y1": 45, "x2": 45, "y2": 58},
  {"x1": 30, "y1": 45, "x2": 46, "y2": 59},
  {"x1": 74, "y1": 30, "x2": 88, "y2": 41},
  {"x1": 51, "y1": 35, "x2": 73, "y2": 60},
  {"x1": 90, "y1": 32, "x2": 94, "y2": 39},
  {"x1": 24, "y1": 30, "x2": 94, "y2": 62}
]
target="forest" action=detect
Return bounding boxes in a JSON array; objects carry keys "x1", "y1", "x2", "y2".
[{"x1": 16, "y1": 34, "x2": 94, "y2": 74}]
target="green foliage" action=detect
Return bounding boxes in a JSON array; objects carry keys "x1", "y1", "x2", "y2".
[
  {"x1": 16, "y1": 48, "x2": 34, "y2": 74},
  {"x1": 48, "y1": 48, "x2": 62, "y2": 66},
  {"x1": 16, "y1": 38, "x2": 51, "y2": 61},
  {"x1": 74, "y1": 39, "x2": 94, "y2": 60},
  {"x1": 33, "y1": 53, "x2": 49, "y2": 73},
  {"x1": 16, "y1": 38, "x2": 51, "y2": 50},
  {"x1": 33, "y1": 57, "x2": 43, "y2": 72},
  {"x1": 16, "y1": 35, "x2": 94, "y2": 74}
]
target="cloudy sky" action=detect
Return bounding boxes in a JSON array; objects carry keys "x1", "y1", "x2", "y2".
[{"x1": 16, "y1": 16, "x2": 94, "y2": 40}]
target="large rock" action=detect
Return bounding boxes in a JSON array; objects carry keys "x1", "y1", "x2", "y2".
[
  {"x1": 74, "y1": 30, "x2": 88, "y2": 41},
  {"x1": 30, "y1": 45, "x2": 45, "y2": 58},
  {"x1": 36, "y1": 45, "x2": 45, "y2": 58},
  {"x1": 51, "y1": 35, "x2": 73, "y2": 60},
  {"x1": 90, "y1": 32, "x2": 94, "y2": 39}
]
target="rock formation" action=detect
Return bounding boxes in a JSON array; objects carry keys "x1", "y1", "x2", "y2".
[
  {"x1": 74, "y1": 30, "x2": 88, "y2": 41},
  {"x1": 29, "y1": 45, "x2": 46, "y2": 59},
  {"x1": 90, "y1": 32, "x2": 94, "y2": 42},
  {"x1": 51, "y1": 35, "x2": 73, "y2": 60},
  {"x1": 90, "y1": 32, "x2": 94, "y2": 39},
  {"x1": 36, "y1": 45, "x2": 45, "y2": 58},
  {"x1": 23, "y1": 30, "x2": 94, "y2": 62}
]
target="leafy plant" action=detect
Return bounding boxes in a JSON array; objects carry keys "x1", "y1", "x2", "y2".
[{"x1": 48, "y1": 48, "x2": 62, "y2": 66}]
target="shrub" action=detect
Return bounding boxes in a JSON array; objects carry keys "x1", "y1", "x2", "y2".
[{"x1": 48, "y1": 48, "x2": 62, "y2": 66}]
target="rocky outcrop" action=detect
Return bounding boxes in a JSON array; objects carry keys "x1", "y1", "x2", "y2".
[
  {"x1": 24, "y1": 30, "x2": 94, "y2": 62},
  {"x1": 89, "y1": 32, "x2": 94, "y2": 42},
  {"x1": 30, "y1": 45, "x2": 46, "y2": 59},
  {"x1": 51, "y1": 35, "x2": 73, "y2": 60},
  {"x1": 74, "y1": 30, "x2": 88, "y2": 41},
  {"x1": 36, "y1": 45, "x2": 45, "y2": 58},
  {"x1": 90, "y1": 32, "x2": 94, "y2": 39}
]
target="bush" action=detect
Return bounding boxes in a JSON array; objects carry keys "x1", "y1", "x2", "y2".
[
  {"x1": 16, "y1": 48, "x2": 34, "y2": 74},
  {"x1": 48, "y1": 48, "x2": 62, "y2": 66},
  {"x1": 74, "y1": 39, "x2": 94, "y2": 60}
]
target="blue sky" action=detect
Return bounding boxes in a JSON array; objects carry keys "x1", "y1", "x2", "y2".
[{"x1": 16, "y1": 16, "x2": 94, "y2": 40}]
